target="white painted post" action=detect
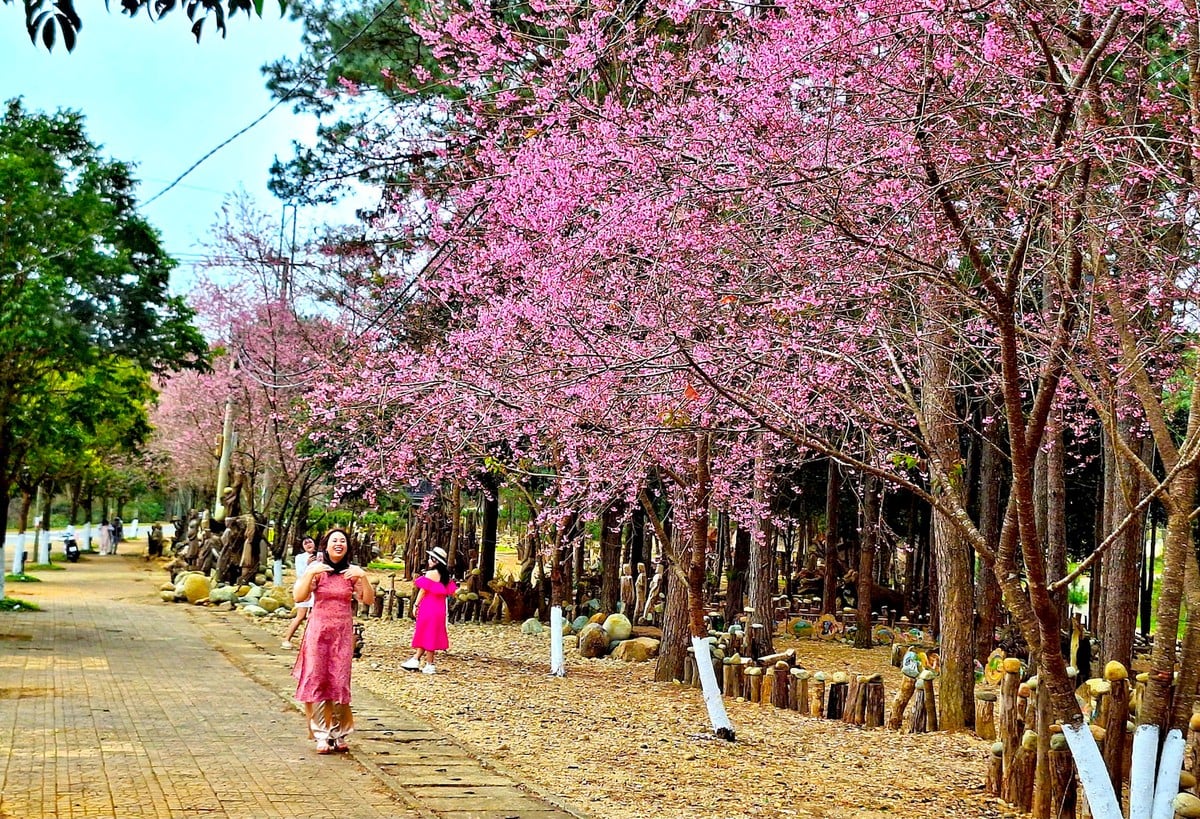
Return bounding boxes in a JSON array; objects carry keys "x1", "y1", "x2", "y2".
[
  {"x1": 1129, "y1": 723, "x2": 1161, "y2": 819},
  {"x1": 1150, "y1": 728, "x2": 1186, "y2": 819},
  {"x1": 691, "y1": 635, "x2": 735, "y2": 740},
  {"x1": 273, "y1": 559, "x2": 284, "y2": 587},
  {"x1": 37, "y1": 527, "x2": 49, "y2": 565},
  {"x1": 130, "y1": 519, "x2": 140, "y2": 539},
  {"x1": 550, "y1": 606, "x2": 565, "y2": 677},
  {"x1": 11, "y1": 531, "x2": 23, "y2": 575},
  {"x1": 1061, "y1": 723, "x2": 1123, "y2": 819},
  {"x1": 0, "y1": 534, "x2": 6, "y2": 601}
]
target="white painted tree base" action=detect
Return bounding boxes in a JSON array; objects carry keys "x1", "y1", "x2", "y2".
[
  {"x1": 691, "y1": 635, "x2": 734, "y2": 740},
  {"x1": 1061, "y1": 722, "x2": 1185, "y2": 819},
  {"x1": 549, "y1": 606, "x2": 565, "y2": 677}
]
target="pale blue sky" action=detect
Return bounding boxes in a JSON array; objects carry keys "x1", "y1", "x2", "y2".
[{"x1": 0, "y1": 5, "x2": 359, "y2": 290}]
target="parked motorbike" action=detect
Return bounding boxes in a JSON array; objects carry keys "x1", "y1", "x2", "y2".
[{"x1": 64, "y1": 533, "x2": 80, "y2": 563}]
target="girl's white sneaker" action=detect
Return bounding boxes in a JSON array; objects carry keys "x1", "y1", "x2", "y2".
[
  {"x1": 401, "y1": 657, "x2": 421, "y2": 671},
  {"x1": 421, "y1": 664, "x2": 436, "y2": 674}
]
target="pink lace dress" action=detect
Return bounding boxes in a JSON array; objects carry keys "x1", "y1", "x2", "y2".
[
  {"x1": 411, "y1": 575, "x2": 457, "y2": 651},
  {"x1": 292, "y1": 572, "x2": 355, "y2": 703}
]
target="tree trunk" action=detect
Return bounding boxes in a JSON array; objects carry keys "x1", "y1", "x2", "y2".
[
  {"x1": 655, "y1": 549, "x2": 690, "y2": 682},
  {"x1": 1142, "y1": 471, "x2": 1198, "y2": 730},
  {"x1": 1100, "y1": 430, "x2": 1149, "y2": 670},
  {"x1": 479, "y1": 476, "x2": 499, "y2": 587},
  {"x1": 822, "y1": 459, "x2": 841, "y2": 615},
  {"x1": 921, "y1": 298, "x2": 975, "y2": 732},
  {"x1": 748, "y1": 440, "x2": 775, "y2": 657},
  {"x1": 599, "y1": 503, "x2": 623, "y2": 615},
  {"x1": 975, "y1": 418, "x2": 1005, "y2": 662},
  {"x1": 724, "y1": 527, "x2": 750, "y2": 626},
  {"x1": 855, "y1": 475, "x2": 881, "y2": 649}
]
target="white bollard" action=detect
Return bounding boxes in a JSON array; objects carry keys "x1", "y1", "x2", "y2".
[
  {"x1": 11, "y1": 531, "x2": 24, "y2": 575},
  {"x1": 130, "y1": 519, "x2": 140, "y2": 539},
  {"x1": 692, "y1": 635, "x2": 735, "y2": 740},
  {"x1": 273, "y1": 558, "x2": 284, "y2": 587},
  {"x1": 37, "y1": 528, "x2": 49, "y2": 565},
  {"x1": 550, "y1": 606, "x2": 565, "y2": 677}
]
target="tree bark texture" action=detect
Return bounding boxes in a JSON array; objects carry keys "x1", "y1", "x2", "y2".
[
  {"x1": 822, "y1": 459, "x2": 841, "y2": 615},
  {"x1": 748, "y1": 440, "x2": 775, "y2": 658}
]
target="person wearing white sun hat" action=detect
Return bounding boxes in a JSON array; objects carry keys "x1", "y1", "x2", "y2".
[{"x1": 401, "y1": 546, "x2": 456, "y2": 674}]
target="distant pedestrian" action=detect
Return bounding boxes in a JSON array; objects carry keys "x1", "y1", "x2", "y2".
[
  {"x1": 281, "y1": 536, "x2": 317, "y2": 649},
  {"x1": 98, "y1": 520, "x2": 112, "y2": 555},
  {"x1": 291, "y1": 528, "x2": 375, "y2": 754},
  {"x1": 401, "y1": 546, "x2": 456, "y2": 674}
]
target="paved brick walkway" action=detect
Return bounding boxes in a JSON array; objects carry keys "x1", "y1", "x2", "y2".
[{"x1": 0, "y1": 541, "x2": 581, "y2": 819}]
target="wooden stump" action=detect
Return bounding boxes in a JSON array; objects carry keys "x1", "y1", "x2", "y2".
[
  {"x1": 723, "y1": 659, "x2": 739, "y2": 699},
  {"x1": 761, "y1": 666, "x2": 775, "y2": 705},
  {"x1": 747, "y1": 667, "x2": 763, "y2": 703},
  {"x1": 986, "y1": 747, "x2": 1004, "y2": 796},
  {"x1": 826, "y1": 681, "x2": 847, "y2": 719},
  {"x1": 1000, "y1": 663, "x2": 1024, "y2": 782},
  {"x1": 789, "y1": 670, "x2": 808, "y2": 711},
  {"x1": 908, "y1": 679, "x2": 930, "y2": 733},
  {"x1": 888, "y1": 675, "x2": 916, "y2": 730},
  {"x1": 975, "y1": 691, "x2": 997, "y2": 740},
  {"x1": 865, "y1": 677, "x2": 885, "y2": 728},
  {"x1": 1102, "y1": 676, "x2": 1129, "y2": 792},
  {"x1": 811, "y1": 678, "x2": 826, "y2": 717},
  {"x1": 842, "y1": 675, "x2": 863, "y2": 724},
  {"x1": 772, "y1": 663, "x2": 790, "y2": 709},
  {"x1": 1048, "y1": 746, "x2": 1076, "y2": 819},
  {"x1": 683, "y1": 649, "x2": 695, "y2": 686},
  {"x1": 1004, "y1": 743, "x2": 1036, "y2": 812},
  {"x1": 370, "y1": 591, "x2": 384, "y2": 618}
]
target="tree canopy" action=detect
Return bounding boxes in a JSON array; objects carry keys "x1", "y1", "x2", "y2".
[{"x1": 0, "y1": 98, "x2": 208, "y2": 524}]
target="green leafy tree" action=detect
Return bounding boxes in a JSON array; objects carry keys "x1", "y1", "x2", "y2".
[
  {"x1": 0, "y1": 99, "x2": 208, "y2": 549},
  {"x1": 7, "y1": 0, "x2": 284, "y2": 52}
]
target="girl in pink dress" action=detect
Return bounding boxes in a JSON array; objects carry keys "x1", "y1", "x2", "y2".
[
  {"x1": 291, "y1": 528, "x2": 375, "y2": 754},
  {"x1": 401, "y1": 546, "x2": 456, "y2": 674}
]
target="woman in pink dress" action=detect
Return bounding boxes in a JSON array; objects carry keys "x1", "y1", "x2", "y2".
[
  {"x1": 291, "y1": 528, "x2": 375, "y2": 754},
  {"x1": 401, "y1": 546, "x2": 456, "y2": 674}
]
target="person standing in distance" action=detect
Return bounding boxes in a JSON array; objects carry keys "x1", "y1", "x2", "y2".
[
  {"x1": 281, "y1": 535, "x2": 317, "y2": 649},
  {"x1": 401, "y1": 546, "x2": 456, "y2": 674},
  {"x1": 291, "y1": 528, "x2": 375, "y2": 754}
]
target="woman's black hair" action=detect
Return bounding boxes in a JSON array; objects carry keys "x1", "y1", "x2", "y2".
[
  {"x1": 321, "y1": 527, "x2": 352, "y2": 574},
  {"x1": 429, "y1": 561, "x2": 450, "y2": 585}
]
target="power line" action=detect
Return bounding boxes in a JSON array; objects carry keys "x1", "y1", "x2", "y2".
[{"x1": 139, "y1": 0, "x2": 400, "y2": 210}]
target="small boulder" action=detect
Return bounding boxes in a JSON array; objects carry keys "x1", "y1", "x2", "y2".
[
  {"x1": 578, "y1": 623, "x2": 609, "y2": 658},
  {"x1": 572, "y1": 616, "x2": 591, "y2": 632},
  {"x1": 208, "y1": 585, "x2": 237, "y2": 604},
  {"x1": 257, "y1": 596, "x2": 281, "y2": 613},
  {"x1": 602, "y1": 613, "x2": 632, "y2": 641},
  {"x1": 180, "y1": 574, "x2": 211, "y2": 605},
  {"x1": 611, "y1": 637, "x2": 660, "y2": 662},
  {"x1": 1174, "y1": 793, "x2": 1200, "y2": 819},
  {"x1": 588, "y1": 612, "x2": 607, "y2": 625},
  {"x1": 242, "y1": 604, "x2": 269, "y2": 617},
  {"x1": 521, "y1": 618, "x2": 544, "y2": 635}
]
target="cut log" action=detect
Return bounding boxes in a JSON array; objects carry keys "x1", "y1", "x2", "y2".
[
  {"x1": 888, "y1": 675, "x2": 916, "y2": 730},
  {"x1": 772, "y1": 663, "x2": 790, "y2": 709},
  {"x1": 1000, "y1": 665, "x2": 1023, "y2": 782},
  {"x1": 811, "y1": 677, "x2": 826, "y2": 717},
  {"x1": 1101, "y1": 677, "x2": 1129, "y2": 791},
  {"x1": 986, "y1": 746, "x2": 1004, "y2": 796},
  {"x1": 758, "y1": 649, "x2": 796, "y2": 666},
  {"x1": 747, "y1": 666, "x2": 763, "y2": 703},
  {"x1": 908, "y1": 679, "x2": 930, "y2": 733},
  {"x1": 976, "y1": 692, "x2": 997, "y2": 740},
  {"x1": 1048, "y1": 747, "x2": 1076, "y2": 819},
  {"x1": 761, "y1": 666, "x2": 774, "y2": 705},
  {"x1": 842, "y1": 675, "x2": 862, "y2": 724},
  {"x1": 723, "y1": 659, "x2": 739, "y2": 699},
  {"x1": 865, "y1": 678, "x2": 885, "y2": 728},
  {"x1": 1004, "y1": 744, "x2": 1035, "y2": 813},
  {"x1": 826, "y1": 681, "x2": 847, "y2": 720}
]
